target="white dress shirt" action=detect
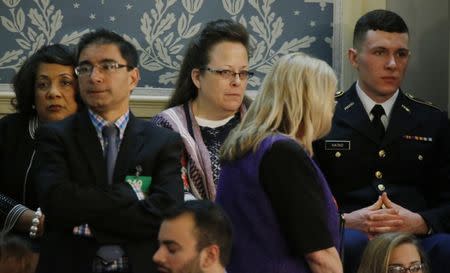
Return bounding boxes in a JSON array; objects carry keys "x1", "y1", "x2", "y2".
[{"x1": 355, "y1": 81, "x2": 399, "y2": 130}]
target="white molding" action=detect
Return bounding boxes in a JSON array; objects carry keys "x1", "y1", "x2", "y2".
[
  {"x1": 332, "y1": 0, "x2": 343, "y2": 90},
  {"x1": 0, "y1": 83, "x2": 174, "y2": 97},
  {"x1": 0, "y1": 84, "x2": 258, "y2": 118},
  {"x1": 0, "y1": 84, "x2": 172, "y2": 118},
  {"x1": 0, "y1": 84, "x2": 12, "y2": 93}
]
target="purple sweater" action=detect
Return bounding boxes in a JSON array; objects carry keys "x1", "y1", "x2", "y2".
[{"x1": 216, "y1": 134, "x2": 341, "y2": 273}]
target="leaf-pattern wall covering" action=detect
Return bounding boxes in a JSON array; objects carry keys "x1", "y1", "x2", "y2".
[{"x1": 0, "y1": 0, "x2": 335, "y2": 93}]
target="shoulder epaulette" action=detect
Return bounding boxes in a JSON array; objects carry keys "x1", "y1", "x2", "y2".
[
  {"x1": 335, "y1": 90, "x2": 344, "y2": 98},
  {"x1": 405, "y1": 92, "x2": 441, "y2": 111}
]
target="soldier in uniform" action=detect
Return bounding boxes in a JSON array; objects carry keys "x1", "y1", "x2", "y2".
[{"x1": 313, "y1": 9, "x2": 450, "y2": 273}]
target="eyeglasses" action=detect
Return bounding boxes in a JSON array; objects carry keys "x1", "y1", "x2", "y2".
[
  {"x1": 201, "y1": 67, "x2": 254, "y2": 81},
  {"x1": 75, "y1": 61, "x2": 134, "y2": 76},
  {"x1": 388, "y1": 263, "x2": 425, "y2": 273}
]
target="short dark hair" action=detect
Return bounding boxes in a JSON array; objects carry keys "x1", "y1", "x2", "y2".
[
  {"x1": 0, "y1": 235, "x2": 33, "y2": 273},
  {"x1": 11, "y1": 44, "x2": 78, "y2": 115},
  {"x1": 353, "y1": 9, "x2": 409, "y2": 49},
  {"x1": 167, "y1": 19, "x2": 249, "y2": 108},
  {"x1": 76, "y1": 29, "x2": 138, "y2": 68},
  {"x1": 164, "y1": 200, "x2": 233, "y2": 267}
]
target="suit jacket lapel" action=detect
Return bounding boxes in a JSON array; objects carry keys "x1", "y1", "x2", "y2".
[
  {"x1": 114, "y1": 113, "x2": 145, "y2": 183},
  {"x1": 336, "y1": 85, "x2": 381, "y2": 144},
  {"x1": 383, "y1": 92, "x2": 416, "y2": 145},
  {"x1": 75, "y1": 110, "x2": 108, "y2": 186}
]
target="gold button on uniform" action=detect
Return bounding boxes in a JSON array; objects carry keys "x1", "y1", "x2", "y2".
[
  {"x1": 377, "y1": 184, "x2": 385, "y2": 191},
  {"x1": 375, "y1": 171, "x2": 383, "y2": 179},
  {"x1": 378, "y1": 150, "x2": 386, "y2": 158},
  {"x1": 418, "y1": 154, "x2": 423, "y2": 160},
  {"x1": 335, "y1": 151, "x2": 342, "y2": 158}
]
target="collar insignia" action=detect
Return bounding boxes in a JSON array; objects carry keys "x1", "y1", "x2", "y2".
[
  {"x1": 344, "y1": 102, "x2": 355, "y2": 111},
  {"x1": 401, "y1": 104, "x2": 411, "y2": 113}
]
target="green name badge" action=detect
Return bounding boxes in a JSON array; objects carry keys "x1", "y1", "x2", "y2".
[{"x1": 125, "y1": 176, "x2": 152, "y2": 193}]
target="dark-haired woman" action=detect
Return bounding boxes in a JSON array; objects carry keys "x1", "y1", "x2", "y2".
[
  {"x1": 0, "y1": 44, "x2": 80, "y2": 269},
  {"x1": 152, "y1": 19, "x2": 251, "y2": 200}
]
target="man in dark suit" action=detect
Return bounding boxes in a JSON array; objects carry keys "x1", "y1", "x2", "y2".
[
  {"x1": 313, "y1": 10, "x2": 450, "y2": 273},
  {"x1": 34, "y1": 29, "x2": 184, "y2": 273}
]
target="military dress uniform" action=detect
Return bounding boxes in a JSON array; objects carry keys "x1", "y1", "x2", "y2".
[{"x1": 313, "y1": 83, "x2": 450, "y2": 273}]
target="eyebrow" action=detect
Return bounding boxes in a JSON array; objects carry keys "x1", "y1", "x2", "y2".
[
  {"x1": 370, "y1": 46, "x2": 409, "y2": 51},
  {"x1": 160, "y1": 240, "x2": 181, "y2": 247},
  {"x1": 369, "y1": 46, "x2": 390, "y2": 51},
  {"x1": 37, "y1": 73, "x2": 74, "y2": 78},
  {"x1": 214, "y1": 65, "x2": 249, "y2": 69},
  {"x1": 389, "y1": 261, "x2": 421, "y2": 266},
  {"x1": 78, "y1": 58, "x2": 118, "y2": 65}
]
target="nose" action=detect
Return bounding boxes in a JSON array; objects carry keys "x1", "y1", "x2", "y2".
[
  {"x1": 230, "y1": 73, "x2": 242, "y2": 86},
  {"x1": 152, "y1": 246, "x2": 164, "y2": 263},
  {"x1": 89, "y1": 65, "x2": 104, "y2": 82},
  {"x1": 385, "y1": 54, "x2": 397, "y2": 69},
  {"x1": 46, "y1": 84, "x2": 62, "y2": 98}
]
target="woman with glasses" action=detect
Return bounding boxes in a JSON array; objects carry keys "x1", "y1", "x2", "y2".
[
  {"x1": 152, "y1": 19, "x2": 251, "y2": 200},
  {"x1": 0, "y1": 44, "x2": 81, "y2": 272},
  {"x1": 357, "y1": 232, "x2": 428, "y2": 273}
]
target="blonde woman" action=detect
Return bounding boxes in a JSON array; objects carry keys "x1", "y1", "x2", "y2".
[
  {"x1": 357, "y1": 232, "x2": 428, "y2": 273},
  {"x1": 216, "y1": 52, "x2": 342, "y2": 273}
]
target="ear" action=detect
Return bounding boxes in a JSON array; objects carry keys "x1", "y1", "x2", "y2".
[
  {"x1": 199, "y1": 245, "x2": 220, "y2": 269},
  {"x1": 348, "y1": 48, "x2": 359, "y2": 69},
  {"x1": 191, "y1": 68, "x2": 201, "y2": 89},
  {"x1": 295, "y1": 123, "x2": 305, "y2": 139},
  {"x1": 128, "y1": 68, "x2": 140, "y2": 93}
]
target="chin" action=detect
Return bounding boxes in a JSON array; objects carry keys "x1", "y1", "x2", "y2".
[
  {"x1": 380, "y1": 83, "x2": 400, "y2": 94},
  {"x1": 379, "y1": 89, "x2": 399, "y2": 98},
  {"x1": 224, "y1": 102, "x2": 242, "y2": 113},
  {"x1": 43, "y1": 114, "x2": 64, "y2": 122},
  {"x1": 87, "y1": 101, "x2": 107, "y2": 111}
]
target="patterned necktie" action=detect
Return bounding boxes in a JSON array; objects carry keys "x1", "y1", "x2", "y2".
[
  {"x1": 102, "y1": 124, "x2": 118, "y2": 185},
  {"x1": 98, "y1": 124, "x2": 124, "y2": 263},
  {"x1": 371, "y1": 104, "x2": 386, "y2": 140}
]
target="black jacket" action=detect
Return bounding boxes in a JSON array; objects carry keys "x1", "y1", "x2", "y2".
[
  {"x1": 313, "y1": 83, "x2": 450, "y2": 233},
  {"x1": 34, "y1": 110, "x2": 184, "y2": 273},
  {"x1": 0, "y1": 113, "x2": 39, "y2": 231}
]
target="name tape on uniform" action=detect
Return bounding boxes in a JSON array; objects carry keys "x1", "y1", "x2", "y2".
[{"x1": 325, "y1": 140, "x2": 351, "y2": 150}]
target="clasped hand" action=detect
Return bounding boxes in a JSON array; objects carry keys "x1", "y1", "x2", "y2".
[{"x1": 344, "y1": 192, "x2": 428, "y2": 238}]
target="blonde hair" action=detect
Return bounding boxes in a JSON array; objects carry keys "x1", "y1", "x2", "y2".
[
  {"x1": 221, "y1": 52, "x2": 337, "y2": 161},
  {"x1": 357, "y1": 232, "x2": 429, "y2": 273}
]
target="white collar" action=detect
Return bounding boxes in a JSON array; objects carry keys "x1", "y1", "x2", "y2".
[
  {"x1": 356, "y1": 81, "x2": 399, "y2": 121},
  {"x1": 195, "y1": 115, "x2": 234, "y2": 128}
]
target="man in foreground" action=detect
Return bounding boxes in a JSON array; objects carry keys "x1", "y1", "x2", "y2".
[{"x1": 153, "y1": 200, "x2": 231, "y2": 273}]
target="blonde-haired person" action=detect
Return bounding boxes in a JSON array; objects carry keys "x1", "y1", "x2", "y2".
[
  {"x1": 357, "y1": 232, "x2": 428, "y2": 273},
  {"x1": 216, "y1": 52, "x2": 342, "y2": 273}
]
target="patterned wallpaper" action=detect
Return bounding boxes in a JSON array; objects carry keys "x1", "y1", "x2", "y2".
[{"x1": 0, "y1": 0, "x2": 336, "y2": 93}]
